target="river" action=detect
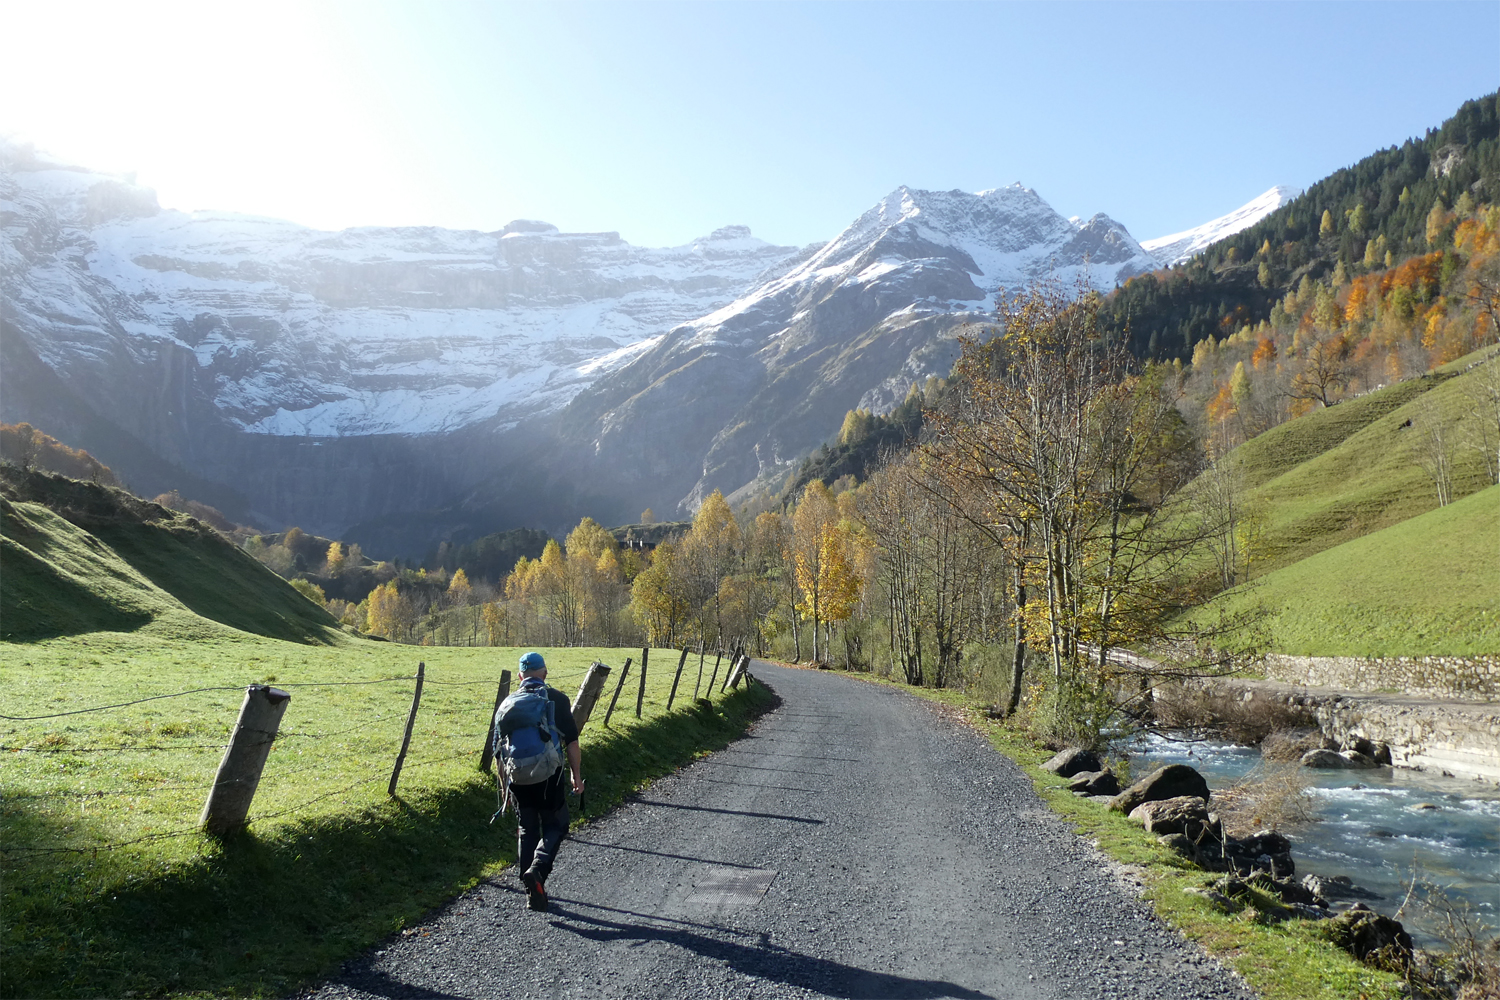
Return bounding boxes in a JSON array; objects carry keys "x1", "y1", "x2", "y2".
[{"x1": 1123, "y1": 732, "x2": 1500, "y2": 949}]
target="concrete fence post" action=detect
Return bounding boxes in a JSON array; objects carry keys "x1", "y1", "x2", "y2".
[
  {"x1": 728, "y1": 653, "x2": 750, "y2": 690},
  {"x1": 199, "y1": 684, "x2": 291, "y2": 835},
  {"x1": 572, "y1": 661, "x2": 612, "y2": 731}
]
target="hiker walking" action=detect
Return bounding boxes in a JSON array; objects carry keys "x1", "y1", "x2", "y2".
[{"x1": 494, "y1": 651, "x2": 582, "y2": 911}]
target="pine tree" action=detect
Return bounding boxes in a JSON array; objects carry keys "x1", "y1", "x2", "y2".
[
  {"x1": 1320, "y1": 209, "x2": 1335, "y2": 235},
  {"x1": 1347, "y1": 203, "x2": 1369, "y2": 236}
]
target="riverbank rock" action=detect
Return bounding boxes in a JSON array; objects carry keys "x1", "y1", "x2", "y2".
[
  {"x1": 1301, "y1": 874, "x2": 1383, "y2": 909},
  {"x1": 1341, "y1": 736, "x2": 1393, "y2": 766},
  {"x1": 1066, "y1": 768, "x2": 1121, "y2": 796},
  {"x1": 1109, "y1": 763, "x2": 1210, "y2": 814},
  {"x1": 1041, "y1": 748, "x2": 1102, "y2": 778},
  {"x1": 1225, "y1": 830, "x2": 1296, "y2": 878},
  {"x1": 1216, "y1": 872, "x2": 1326, "y2": 909},
  {"x1": 1163, "y1": 828, "x2": 1296, "y2": 878},
  {"x1": 1129, "y1": 795, "x2": 1213, "y2": 837},
  {"x1": 1326, "y1": 903, "x2": 1414, "y2": 969}
]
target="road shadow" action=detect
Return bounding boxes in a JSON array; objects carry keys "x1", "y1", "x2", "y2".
[
  {"x1": 321, "y1": 965, "x2": 471, "y2": 1000},
  {"x1": 629, "y1": 798, "x2": 824, "y2": 824},
  {"x1": 546, "y1": 904, "x2": 994, "y2": 999}
]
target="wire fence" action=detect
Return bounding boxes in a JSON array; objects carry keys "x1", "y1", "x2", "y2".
[{"x1": 0, "y1": 650, "x2": 675, "y2": 857}]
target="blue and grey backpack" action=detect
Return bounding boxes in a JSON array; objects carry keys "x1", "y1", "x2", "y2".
[{"x1": 493, "y1": 677, "x2": 565, "y2": 786}]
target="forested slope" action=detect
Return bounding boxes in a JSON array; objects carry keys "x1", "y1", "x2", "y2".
[{"x1": 1102, "y1": 93, "x2": 1499, "y2": 359}]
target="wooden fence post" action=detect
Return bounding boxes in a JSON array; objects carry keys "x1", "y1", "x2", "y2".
[
  {"x1": 636, "y1": 646, "x2": 649, "y2": 718},
  {"x1": 388, "y1": 662, "x2": 425, "y2": 797},
  {"x1": 666, "y1": 647, "x2": 689, "y2": 710},
  {"x1": 199, "y1": 684, "x2": 292, "y2": 835},
  {"x1": 479, "y1": 670, "x2": 511, "y2": 774},
  {"x1": 692, "y1": 642, "x2": 705, "y2": 700},
  {"x1": 572, "y1": 661, "x2": 612, "y2": 732},
  {"x1": 704, "y1": 646, "x2": 724, "y2": 699},
  {"x1": 722, "y1": 646, "x2": 742, "y2": 692},
  {"x1": 603, "y1": 657, "x2": 632, "y2": 727}
]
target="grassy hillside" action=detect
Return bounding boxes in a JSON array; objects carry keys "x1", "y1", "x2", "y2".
[
  {"x1": 1212, "y1": 484, "x2": 1499, "y2": 656},
  {"x1": 1234, "y1": 349, "x2": 1495, "y2": 575},
  {"x1": 0, "y1": 467, "x2": 345, "y2": 645}
]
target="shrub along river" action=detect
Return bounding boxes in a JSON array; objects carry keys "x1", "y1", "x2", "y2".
[{"x1": 1125, "y1": 733, "x2": 1500, "y2": 949}]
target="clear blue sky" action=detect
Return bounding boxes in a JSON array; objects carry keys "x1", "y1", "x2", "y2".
[{"x1": 2, "y1": 1, "x2": 1496, "y2": 248}]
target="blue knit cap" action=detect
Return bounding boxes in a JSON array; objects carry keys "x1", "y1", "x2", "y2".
[{"x1": 519, "y1": 651, "x2": 546, "y2": 673}]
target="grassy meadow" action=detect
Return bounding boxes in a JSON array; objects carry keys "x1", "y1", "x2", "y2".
[
  {"x1": 1186, "y1": 348, "x2": 1499, "y2": 656},
  {"x1": 0, "y1": 635, "x2": 769, "y2": 999},
  {"x1": 1207, "y1": 484, "x2": 1499, "y2": 656},
  {"x1": 1232, "y1": 350, "x2": 1495, "y2": 576}
]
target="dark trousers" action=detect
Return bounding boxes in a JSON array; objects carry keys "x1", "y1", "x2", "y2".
[{"x1": 513, "y1": 769, "x2": 569, "y2": 881}]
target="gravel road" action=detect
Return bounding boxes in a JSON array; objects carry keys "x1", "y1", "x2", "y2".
[{"x1": 307, "y1": 662, "x2": 1256, "y2": 1000}]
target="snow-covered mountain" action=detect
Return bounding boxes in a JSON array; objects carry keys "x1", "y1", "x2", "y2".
[
  {"x1": 1, "y1": 141, "x2": 1168, "y2": 550},
  {"x1": 0, "y1": 141, "x2": 802, "y2": 532},
  {"x1": 1140, "y1": 186, "x2": 1301, "y2": 267},
  {"x1": 527, "y1": 184, "x2": 1161, "y2": 522},
  {"x1": 1, "y1": 143, "x2": 801, "y2": 439}
]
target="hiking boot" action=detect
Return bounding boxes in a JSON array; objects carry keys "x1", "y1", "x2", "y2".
[{"x1": 522, "y1": 870, "x2": 547, "y2": 911}]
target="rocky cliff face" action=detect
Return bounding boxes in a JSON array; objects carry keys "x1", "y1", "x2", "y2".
[{"x1": 4, "y1": 144, "x2": 1174, "y2": 552}]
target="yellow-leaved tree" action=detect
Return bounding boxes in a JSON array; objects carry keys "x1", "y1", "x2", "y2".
[{"x1": 446, "y1": 568, "x2": 473, "y2": 607}]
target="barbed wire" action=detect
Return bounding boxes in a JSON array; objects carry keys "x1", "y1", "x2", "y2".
[
  {"x1": 277, "y1": 675, "x2": 418, "y2": 688},
  {"x1": 0, "y1": 686, "x2": 247, "y2": 721},
  {"x1": 0, "y1": 676, "x2": 427, "y2": 722}
]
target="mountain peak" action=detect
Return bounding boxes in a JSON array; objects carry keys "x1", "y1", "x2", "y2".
[{"x1": 1141, "y1": 186, "x2": 1302, "y2": 266}]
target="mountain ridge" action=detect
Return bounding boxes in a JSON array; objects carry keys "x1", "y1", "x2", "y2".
[{"x1": 3, "y1": 139, "x2": 1276, "y2": 553}]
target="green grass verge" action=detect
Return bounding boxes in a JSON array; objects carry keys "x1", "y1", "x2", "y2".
[
  {"x1": 1205, "y1": 485, "x2": 1500, "y2": 656},
  {"x1": 812, "y1": 669, "x2": 1404, "y2": 1000},
  {"x1": 1, "y1": 638, "x2": 771, "y2": 998}
]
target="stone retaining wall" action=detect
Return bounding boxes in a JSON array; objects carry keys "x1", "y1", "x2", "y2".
[
  {"x1": 1263, "y1": 653, "x2": 1500, "y2": 702},
  {"x1": 1214, "y1": 680, "x2": 1500, "y2": 785}
]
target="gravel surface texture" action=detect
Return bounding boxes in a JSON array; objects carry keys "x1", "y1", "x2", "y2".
[{"x1": 306, "y1": 662, "x2": 1256, "y2": 999}]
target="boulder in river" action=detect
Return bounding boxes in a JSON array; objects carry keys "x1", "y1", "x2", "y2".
[
  {"x1": 1109, "y1": 763, "x2": 1210, "y2": 814},
  {"x1": 1129, "y1": 795, "x2": 1213, "y2": 837},
  {"x1": 1299, "y1": 748, "x2": 1380, "y2": 769},
  {"x1": 1066, "y1": 768, "x2": 1121, "y2": 796},
  {"x1": 1041, "y1": 748, "x2": 1102, "y2": 778}
]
